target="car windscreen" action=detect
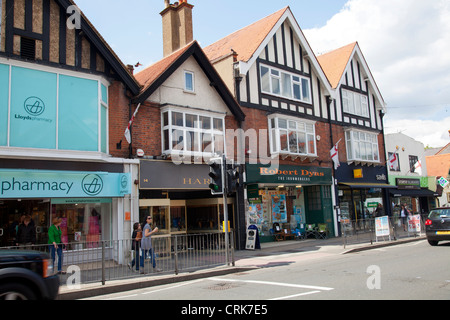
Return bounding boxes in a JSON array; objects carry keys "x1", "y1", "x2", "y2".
[{"x1": 429, "y1": 209, "x2": 450, "y2": 219}]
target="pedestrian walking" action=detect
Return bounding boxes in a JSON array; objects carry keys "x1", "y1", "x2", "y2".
[{"x1": 140, "y1": 216, "x2": 160, "y2": 273}]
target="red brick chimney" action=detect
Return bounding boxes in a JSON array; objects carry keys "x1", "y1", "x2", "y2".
[{"x1": 160, "y1": 0, "x2": 194, "y2": 57}]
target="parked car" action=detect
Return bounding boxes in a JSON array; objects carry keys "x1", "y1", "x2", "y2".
[
  {"x1": 425, "y1": 207, "x2": 450, "y2": 246},
  {"x1": 0, "y1": 250, "x2": 59, "y2": 300}
]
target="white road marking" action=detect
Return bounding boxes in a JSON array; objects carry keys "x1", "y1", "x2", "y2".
[
  {"x1": 206, "y1": 277, "x2": 334, "y2": 291},
  {"x1": 141, "y1": 279, "x2": 205, "y2": 295},
  {"x1": 269, "y1": 290, "x2": 321, "y2": 300}
]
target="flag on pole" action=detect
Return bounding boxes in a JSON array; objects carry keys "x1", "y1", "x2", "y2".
[
  {"x1": 413, "y1": 160, "x2": 422, "y2": 175},
  {"x1": 124, "y1": 103, "x2": 141, "y2": 144},
  {"x1": 388, "y1": 152, "x2": 399, "y2": 171},
  {"x1": 330, "y1": 139, "x2": 341, "y2": 170}
]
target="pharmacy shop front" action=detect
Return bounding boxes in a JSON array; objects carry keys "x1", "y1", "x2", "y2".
[
  {"x1": 0, "y1": 169, "x2": 131, "y2": 248},
  {"x1": 245, "y1": 164, "x2": 335, "y2": 242}
]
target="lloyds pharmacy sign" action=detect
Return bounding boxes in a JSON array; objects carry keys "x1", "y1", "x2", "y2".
[{"x1": 0, "y1": 170, "x2": 131, "y2": 199}]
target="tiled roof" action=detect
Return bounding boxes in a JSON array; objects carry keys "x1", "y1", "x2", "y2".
[
  {"x1": 134, "y1": 42, "x2": 193, "y2": 90},
  {"x1": 317, "y1": 42, "x2": 357, "y2": 89},
  {"x1": 437, "y1": 142, "x2": 450, "y2": 155},
  {"x1": 203, "y1": 7, "x2": 288, "y2": 63}
]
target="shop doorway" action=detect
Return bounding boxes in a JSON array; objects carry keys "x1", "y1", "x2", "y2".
[{"x1": 305, "y1": 186, "x2": 334, "y2": 237}]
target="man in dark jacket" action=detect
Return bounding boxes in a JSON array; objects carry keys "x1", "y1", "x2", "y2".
[{"x1": 16, "y1": 215, "x2": 36, "y2": 247}]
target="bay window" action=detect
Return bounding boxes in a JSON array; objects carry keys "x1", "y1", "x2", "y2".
[
  {"x1": 0, "y1": 62, "x2": 109, "y2": 153},
  {"x1": 162, "y1": 107, "x2": 225, "y2": 157},
  {"x1": 260, "y1": 64, "x2": 311, "y2": 103},
  {"x1": 269, "y1": 115, "x2": 316, "y2": 157},
  {"x1": 345, "y1": 130, "x2": 380, "y2": 162}
]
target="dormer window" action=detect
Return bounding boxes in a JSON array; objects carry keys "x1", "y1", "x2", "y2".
[{"x1": 184, "y1": 70, "x2": 194, "y2": 92}]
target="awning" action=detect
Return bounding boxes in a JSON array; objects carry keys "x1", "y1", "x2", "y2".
[
  {"x1": 339, "y1": 182, "x2": 396, "y2": 189},
  {"x1": 389, "y1": 188, "x2": 440, "y2": 197}
]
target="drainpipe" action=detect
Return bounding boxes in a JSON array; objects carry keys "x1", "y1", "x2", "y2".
[
  {"x1": 379, "y1": 109, "x2": 391, "y2": 216},
  {"x1": 327, "y1": 96, "x2": 340, "y2": 237}
]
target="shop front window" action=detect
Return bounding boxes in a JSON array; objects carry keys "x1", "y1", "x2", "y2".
[
  {"x1": 187, "y1": 205, "x2": 219, "y2": 230},
  {"x1": 51, "y1": 199, "x2": 112, "y2": 249},
  {"x1": 170, "y1": 206, "x2": 186, "y2": 232},
  {"x1": 0, "y1": 200, "x2": 50, "y2": 247}
]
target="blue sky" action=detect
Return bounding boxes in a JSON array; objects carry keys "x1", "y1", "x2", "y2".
[
  {"x1": 75, "y1": 0, "x2": 450, "y2": 148},
  {"x1": 75, "y1": 0, "x2": 348, "y2": 66}
]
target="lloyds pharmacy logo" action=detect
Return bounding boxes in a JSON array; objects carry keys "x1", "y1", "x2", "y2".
[
  {"x1": 82, "y1": 174, "x2": 103, "y2": 196},
  {"x1": 14, "y1": 96, "x2": 52, "y2": 123},
  {"x1": 24, "y1": 97, "x2": 45, "y2": 116},
  {"x1": 120, "y1": 175, "x2": 128, "y2": 189}
]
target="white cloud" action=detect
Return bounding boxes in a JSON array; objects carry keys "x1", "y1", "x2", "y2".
[
  {"x1": 384, "y1": 116, "x2": 450, "y2": 148},
  {"x1": 304, "y1": 0, "x2": 450, "y2": 147}
]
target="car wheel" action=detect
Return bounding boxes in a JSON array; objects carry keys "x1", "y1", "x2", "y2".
[
  {"x1": 427, "y1": 239, "x2": 439, "y2": 246},
  {"x1": 0, "y1": 283, "x2": 37, "y2": 300}
]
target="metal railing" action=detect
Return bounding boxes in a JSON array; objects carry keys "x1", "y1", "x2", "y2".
[
  {"x1": 341, "y1": 215, "x2": 426, "y2": 248},
  {"x1": 0, "y1": 232, "x2": 235, "y2": 286}
]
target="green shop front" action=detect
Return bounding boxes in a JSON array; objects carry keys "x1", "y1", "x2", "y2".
[
  {"x1": 0, "y1": 169, "x2": 131, "y2": 248},
  {"x1": 245, "y1": 164, "x2": 334, "y2": 242}
]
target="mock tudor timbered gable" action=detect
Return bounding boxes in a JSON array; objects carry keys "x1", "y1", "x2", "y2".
[
  {"x1": 318, "y1": 42, "x2": 387, "y2": 166},
  {"x1": 318, "y1": 42, "x2": 386, "y2": 131},
  {"x1": 204, "y1": 7, "x2": 334, "y2": 123}
]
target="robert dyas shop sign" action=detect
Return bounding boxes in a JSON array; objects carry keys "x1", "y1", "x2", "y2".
[
  {"x1": 246, "y1": 164, "x2": 332, "y2": 185},
  {"x1": 0, "y1": 170, "x2": 131, "y2": 199}
]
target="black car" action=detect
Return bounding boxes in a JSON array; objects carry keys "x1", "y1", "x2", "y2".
[
  {"x1": 0, "y1": 250, "x2": 59, "y2": 300},
  {"x1": 425, "y1": 207, "x2": 450, "y2": 246}
]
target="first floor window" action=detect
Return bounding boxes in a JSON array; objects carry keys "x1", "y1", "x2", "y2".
[
  {"x1": 162, "y1": 107, "x2": 225, "y2": 157},
  {"x1": 345, "y1": 130, "x2": 380, "y2": 162},
  {"x1": 269, "y1": 115, "x2": 316, "y2": 156}
]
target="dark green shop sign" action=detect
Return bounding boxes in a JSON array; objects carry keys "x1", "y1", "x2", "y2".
[
  {"x1": 396, "y1": 178, "x2": 420, "y2": 190},
  {"x1": 246, "y1": 164, "x2": 332, "y2": 185}
]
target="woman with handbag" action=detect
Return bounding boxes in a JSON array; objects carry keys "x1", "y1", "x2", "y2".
[{"x1": 128, "y1": 222, "x2": 142, "y2": 271}]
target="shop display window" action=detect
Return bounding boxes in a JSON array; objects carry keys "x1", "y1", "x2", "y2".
[
  {"x1": 0, "y1": 200, "x2": 50, "y2": 247},
  {"x1": 51, "y1": 199, "x2": 112, "y2": 249},
  {"x1": 170, "y1": 206, "x2": 186, "y2": 232},
  {"x1": 139, "y1": 206, "x2": 169, "y2": 234}
]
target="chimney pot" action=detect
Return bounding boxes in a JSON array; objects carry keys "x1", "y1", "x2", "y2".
[{"x1": 164, "y1": 0, "x2": 170, "y2": 8}]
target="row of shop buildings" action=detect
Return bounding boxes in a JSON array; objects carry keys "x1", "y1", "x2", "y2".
[{"x1": 0, "y1": 0, "x2": 442, "y2": 250}]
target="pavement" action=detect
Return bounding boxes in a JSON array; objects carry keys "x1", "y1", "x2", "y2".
[{"x1": 57, "y1": 235, "x2": 426, "y2": 300}]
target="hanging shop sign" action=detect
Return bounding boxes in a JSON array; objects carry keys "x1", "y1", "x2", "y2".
[
  {"x1": 245, "y1": 164, "x2": 332, "y2": 185},
  {"x1": 0, "y1": 169, "x2": 131, "y2": 198}
]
